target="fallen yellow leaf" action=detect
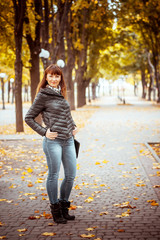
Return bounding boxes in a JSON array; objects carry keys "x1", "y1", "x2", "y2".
[
  {"x1": 147, "y1": 200, "x2": 159, "y2": 206},
  {"x1": 28, "y1": 216, "x2": 40, "y2": 220},
  {"x1": 117, "y1": 229, "x2": 125, "y2": 232},
  {"x1": 27, "y1": 168, "x2": 33, "y2": 173},
  {"x1": 41, "y1": 232, "x2": 56, "y2": 236},
  {"x1": 99, "y1": 211, "x2": 108, "y2": 216},
  {"x1": 99, "y1": 184, "x2": 106, "y2": 187},
  {"x1": 29, "y1": 196, "x2": 37, "y2": 200},
  {"x1": 102, "y1": 160, "x2": 109, "y2": 164},
  {"x1": 86, "y1": 228, "x2": 94, "y2": 231},
  {"x1": 17, "y1": 229, "x2": 27, "y2": 232},
  {"x1": 95, "y1": 162, "x2": 100, "y2": 165},
  {"x1": 75, "y1": 185, "x2": 81, "y2": 190},
  {"x1": 151, "y1": 202, "x2": 159, "y2": 206},
  {"x1": 9, "y1": 184, "x2": 16, "y2": 189},
  {"x1": 48, "y1": 222, "x2": 55, "y2": 226},
  {"x1": 85, "y1": 197, "x2": 94, "y2": 203},
  {"x1": 80, "y1": 234, "x2": 95, "y2": 238},
  {"x1": 69, "y1": 205, "x2": 77, "y2": 210},
  {"x1": 77, "y1": 164, "x2": 80, "y2": 170},
  {"x1": 23, "y1": 193, "x2": 35, "y2": 196},
  {"x1": 28, "y1": 183, "x2": 34, "y2": 187}
]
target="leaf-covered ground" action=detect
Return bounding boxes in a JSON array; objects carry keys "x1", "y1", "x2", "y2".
[
  {"x1": 0, "y1": 97, "x2": 160, "y2": 239},
  {"x1": 149, "y1": 143, "x2": 160, "y2": 159},
  {"x1": 0, "y1": 104, "x2": 98, "y2": 135}
]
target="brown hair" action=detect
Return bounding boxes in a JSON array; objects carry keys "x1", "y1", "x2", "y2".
[{"x1": 36, "y1": 64, "x2": 67, "y2": 99}]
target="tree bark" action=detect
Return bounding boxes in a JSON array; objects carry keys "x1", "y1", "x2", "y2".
[
  {"x1": 52, "y1": 0, "x2": 70, "y2": 63},
  {"x1": 8, "y1": 80, "x2": 10, "y2": 103},
  {"x1": 64, "y1": 7, "x2": 75, "y2": 110},
  {"x1": 148, "y1": 74, "x2": 152, "y2": 101},
  {"x1": 66, "y1": 69, "x2": 75, "y2": 110},
  {"x1": 41, "y1": 0, "x2": 50, "y2": 68},
  {"x1": 1, "y1": 78, "x2": 5, "y2": 110},
  {"x1": 14, "y1": 41, "x2": 24, "y2": 131},
  {"x1": 12, "y1": 0, "x2": 26, "y2": 132},
  {"x1": 152, "y1": 54, "x2": 160, "y2": 102},
  {"x1": 141, "y1": 69, "x2": 147, "y2": 99},
  {"x1": 92, "y1": 83, "x2": 96, "y2": 100},
  {"x1": 76, "y1": 8, "x2": 89, "y2": 108},
  {"x1": 25, "y1": 0, "x2": 41, "y2": 102},
  {"x1": 30, "y1": 54, "x2": 40, "y2": 102},
  {"x1": 147, "y1": 52, "x2": 154, "y2": 101},
  {"x1": 77, "y1": 81, "x2": 86, "y2": 108}
]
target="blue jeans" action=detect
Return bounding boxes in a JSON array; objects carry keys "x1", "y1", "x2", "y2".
[{"x1": 43, "y1": 136, "x2": 76, "y2": 204}]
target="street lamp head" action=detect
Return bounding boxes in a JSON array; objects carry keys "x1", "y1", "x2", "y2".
[
  {"x1": 0, "y1": 73, "x2": 6, "y2": 78},
  {"x1": 10, "y1": 78, "x2": 14, "y2": 83},
  {"x1": 53, "y1": 4, "x2": 58, "y2": 13},
  {"x1": 57, "y1": 59, "x2": 65, "y2": 68},
  {"x1": 39, "y1": 49, "x2": 50, "y2": 59}
]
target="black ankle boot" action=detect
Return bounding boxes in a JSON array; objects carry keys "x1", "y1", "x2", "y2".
[
  {"x1": 59, "y1": 200, "x2": 75, "y2": 220},
  {"x1": 50, "y1": 202, "x2": 67, "y2": 224}
]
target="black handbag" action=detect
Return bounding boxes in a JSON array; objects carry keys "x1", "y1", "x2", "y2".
[{"x1": 74, "y1": 139, "x2": 80, "y2": 158}]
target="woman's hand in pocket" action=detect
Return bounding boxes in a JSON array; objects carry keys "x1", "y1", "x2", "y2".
[{"x1": 46, "y1": 129, "x2": 58, "y2": 140}]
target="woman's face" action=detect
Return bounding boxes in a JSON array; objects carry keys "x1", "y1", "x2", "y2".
[{"x1": 46, "y1": 73, "x2": 61, "y2": 88}]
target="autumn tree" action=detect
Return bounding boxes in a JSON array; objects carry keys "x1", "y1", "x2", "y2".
[
  {"x1": 12, "y1": 0, "x2": 26, "y2": 132},
  {"x1": 71, "y1": 0, "x2": 113, "y2": 107},
  {"x1": 24, "y1": 0, "x2": 42, "y2": 102},
  {"x1": 116, "y1": 0, "x2": 160, "y2": 102}
]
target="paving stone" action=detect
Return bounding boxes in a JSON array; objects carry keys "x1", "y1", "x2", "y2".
[{"x1": 0, "y1": 96, "x2": 160, "y2": 239}]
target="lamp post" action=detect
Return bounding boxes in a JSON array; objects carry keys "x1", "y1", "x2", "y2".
[
  {"x1": 39, "y1": 49, "x2": 50, "y2": 69},
  {"x1": 0, "y1": 73, "x2": 6, "y2": 109},
  {"x1": 10, "y1": 78, "x2": 14, "y2": 104}
]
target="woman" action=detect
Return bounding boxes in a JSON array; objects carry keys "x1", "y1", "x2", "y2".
[{"x1": 25, "y1": 64, "x2": 78, "y2": 224}]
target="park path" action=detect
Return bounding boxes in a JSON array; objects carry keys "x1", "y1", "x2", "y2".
[{"x1": 0, "y1": 96, "x2": 160, "y2": 240}]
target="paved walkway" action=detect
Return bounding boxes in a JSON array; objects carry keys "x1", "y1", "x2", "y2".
[{"x1": 0, "y1": 96, "x2": 160, "y2": 240}]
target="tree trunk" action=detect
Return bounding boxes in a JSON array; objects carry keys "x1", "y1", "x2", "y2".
[
  {"x1": 88, "y1": 85, "x2": 91, "y2": 103},
  {"x1": 25, "y1": 0, "x2": 41, "y2": 101},
  {"x1": 30, "y1": 53, "x2": 40, "y2": 102},
  {"x1": 141, "y1": 69, "x2": 147, "y2": 99},
  {"x1": 148, "y1": 74, "x2": 152, "y2": 101},
  {"x1": 12, "y1": 0, "x2": 26, "y2": 132},
  {"x1": 64, "y1": 11, "x2": 76, "y2": 109},
  {"x1": 8, "y1": 80, "x2": 10, "y2": 103},
  {"x1": 92, "y1": 83, "x2": 96, "y2": 100},
  {"x1": 67, "y1": 82, "x2": 75, "y2": 110},
  {"x1": 52, "y1": 0, "x2": 69, "y2": 63},
  {"x1": 75, "y1": 8, "x2": 89, "y2": 108},
  {"x1": 12, "y1": 83, "x2": 15, "y2": 104},
  {"x1": 14, "y1": 48, "x2": 24, "y2": 132},
  {"x1": 147, "y1": 52, "x2": 154, "y2": 101},
  {"x1": 153, "y1": 57, "x2": 160, "y2": 103},
  {"x1": 1, "y1": 78, "x2": 5, "y2": 110},
  {"x1": 64, "y1": 65, "x2": 75, "y2": 110},
  {"x1": 77, "y1": 81, "x2": 86, "y2": 108}
]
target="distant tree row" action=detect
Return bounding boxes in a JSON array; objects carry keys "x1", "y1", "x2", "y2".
[{"x1": 100, "y1": 0, "x2": 160, "y2": 102}]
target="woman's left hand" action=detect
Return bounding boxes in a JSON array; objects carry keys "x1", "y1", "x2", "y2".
[{"x1": 72, "y1": 127, "x2": 78, "y2": 136}]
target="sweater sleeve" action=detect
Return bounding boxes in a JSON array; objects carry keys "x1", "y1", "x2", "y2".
[{"x1": 25, "y1": 92, "x2": 47, "y2": 136}]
